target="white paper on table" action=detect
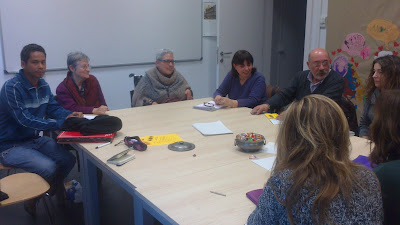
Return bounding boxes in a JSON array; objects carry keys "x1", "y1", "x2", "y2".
[
  {"x1": 192, "y1": 120, "x2": 233, "y2": 136},
  {"x1": 84, "y1": 115, "x2": 96, "y2": 120},
  {"x1": 261, "y1": 142, "x2": 277, "y2": 154},
  {"x1": 252, "y1": 156, "x2": 276, "y2": 171},
  {"x1": 269, "y1": 119, "x2": 281, "y2": 125}
]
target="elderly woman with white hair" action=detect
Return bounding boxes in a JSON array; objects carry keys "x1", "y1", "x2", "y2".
[
  {"x1": 56, "y1": 52, "x2": 108, "y2": 115},
  {"x1": 131, "y1": 49, "x2": 193, "y2": 107}
]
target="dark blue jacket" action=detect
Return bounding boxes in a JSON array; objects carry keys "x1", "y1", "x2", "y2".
[{"x1": 0, "y1": 70, "x2": 71, "y2": 151}]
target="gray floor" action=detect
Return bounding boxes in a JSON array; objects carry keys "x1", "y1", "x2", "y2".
[{"x1": 0, "y1": 158, "x2": 135, "y2": 225}]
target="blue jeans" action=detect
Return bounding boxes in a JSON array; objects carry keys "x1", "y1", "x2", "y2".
[{"x1": 0, "y1": 136, "x2": 75, "y2": 181}]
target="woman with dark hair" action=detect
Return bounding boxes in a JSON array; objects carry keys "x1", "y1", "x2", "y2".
[
  {"x1": 247, "y1": 95, "x2": 383, "y2": 224},
  {"x1": 370, "y1": 89, "x2": 400, "y2": 225},
  {"x1": 360, "y1": 55, "x2": 400, "y2": 138},
  {"x1": 213, "y1": 50, "x2": 267, "y2": 108}
]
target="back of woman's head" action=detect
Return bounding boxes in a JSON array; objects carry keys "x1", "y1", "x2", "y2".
[
  {"x1": 366, "y1": 55, "x2": 400, "y2": 98},
  {"x1": 276, "y1": 94, "x2": 351, "y2": 170},
  {"x1": 275, "y1": 94, "x2": 357, "y2": 224},
  {"x1": 370, "y1": 89, "x2": 400, "y2": 165}
]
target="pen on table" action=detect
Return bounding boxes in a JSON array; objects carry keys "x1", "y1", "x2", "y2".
[
  {"x1": 210, "y1": 191, "x2": 226, "y2": 197},
  {"x1": 96, "y1": 141, "x2": 112, "y2": 149}
]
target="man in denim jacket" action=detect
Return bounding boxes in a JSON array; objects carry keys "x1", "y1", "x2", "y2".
[{"x1": 0, "y1": 44, "x2": 82, "y2": 215}]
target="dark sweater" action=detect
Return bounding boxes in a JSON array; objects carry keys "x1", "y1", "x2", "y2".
[
  {"x1": 374, "y1": 159, "x2": 400, "y2": 225},
  {"x1": 267, "y1": 70, "x2": 344, "y2": 111}
]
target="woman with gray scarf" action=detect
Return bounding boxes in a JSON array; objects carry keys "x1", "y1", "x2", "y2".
[{"x1": 131, "y1": 49, "x2": 193, "y2": 107}]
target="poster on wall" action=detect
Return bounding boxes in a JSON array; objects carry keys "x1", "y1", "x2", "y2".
[
  {"x1": 203, "y1": 2, "x2": 216, "y2": 36},
  {"x1": 326, "y1": 0, "x2": 400, "y2": 120}
]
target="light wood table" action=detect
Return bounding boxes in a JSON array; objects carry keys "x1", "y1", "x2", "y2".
[{"x1": 75, "y1": 98, "x2": 372, "y2": 225}]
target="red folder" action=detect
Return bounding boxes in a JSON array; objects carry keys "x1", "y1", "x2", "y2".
[
  {"x1": 246, "y1": 189, "x2": 263, "y2": 205},
  {"x1": 57, "y1": 131, "x2": 115, "y2": 144}
]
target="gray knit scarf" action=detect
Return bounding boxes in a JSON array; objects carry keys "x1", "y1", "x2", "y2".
[{"x1": 131, "y1": 67, "x2": 191, "y2": 107}]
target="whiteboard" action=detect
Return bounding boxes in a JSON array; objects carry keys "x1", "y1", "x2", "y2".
[{"x1": 0, "y1": 0, "x2": 202, "y2": 73}]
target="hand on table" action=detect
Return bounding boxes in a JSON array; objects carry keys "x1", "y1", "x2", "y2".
[
  {"x1": 92, "y1": 105, "x2": 109, "y2": 115},
  {"x1": 251, "y1": 104, "x2": 270, "y2": 115},
  {"x1": 214, "y1": 95, "x2": 238, "y2": 108},
  {"x1": 185, "y1": 89, "x2": 193, "y2": 100},
  {"x1": 66, "y1": 112, "x2": 84, "y2": 119}
]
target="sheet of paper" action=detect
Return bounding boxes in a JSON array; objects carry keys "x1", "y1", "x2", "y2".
[
  {"x1": 265, "y1": 113, "x2": 281, "y2": 125},
  {"x1": 84, "y1": 115, "x2": 96, "y2": 120},
  {"x1": 252, "y1": 156, "x2": 276, "y2": 171},
  {"x1": 261, "y1": 142, "x2": 277, "y2": 154},
  {"x1": 140, "y1": 134, "x2": 183, "y2": 146},
  {"x1": 192, "y1": 120, "x2": 233, "y2": 136}
]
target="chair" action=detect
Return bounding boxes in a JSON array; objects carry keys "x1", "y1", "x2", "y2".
[
  {"x1": 266, "y1": 84, "x2": 281, "y2": 100},
  {"x1": 266, "y1": 84, "x2": 282, "y2": 113},
  {"x1": 0, "y1": 173, "x2": 55, "y2": 224},
  {"x1": 339, "y1": 96, "x2": 359, "y2": 136},
  {"x1": 129, "y1": 73, "x2": 144, "y2": 105},
  {"x1": 0, "y1": 162, "x2": 16, "y2": 176}
]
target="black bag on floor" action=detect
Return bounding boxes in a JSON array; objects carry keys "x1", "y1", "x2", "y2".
[{"x1": 61, "y1": 115, "x2": 123, "y2": 135}]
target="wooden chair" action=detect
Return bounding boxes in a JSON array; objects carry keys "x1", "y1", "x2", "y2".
[
  {"x1": 266, "y1": 84, "x2": 283, "y2": 113},
  {"x1": 266, "y1": 84, "x2": 281, "y2": 100},
  {"x1": 0, "y1": 173, "x2": 55, "y2": 224},
  {"x1": 339, "y1": 96, "x2": 359, "y2": 136},
  {"x1": 0, "y1": 162, "x2": 16, "y2": 176}
]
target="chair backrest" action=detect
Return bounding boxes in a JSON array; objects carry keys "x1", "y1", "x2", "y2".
[
  {"x1": 339, "y1": 96, "x2": 359, "y2": 136},
  {"x1": 130, "y1": 74, "x2": 144, "y2": 105},
  {"x1": 0, "y1": 173, "x2": 50, "y2": 206},
  {"x1": 266, "y1": 85, "x2": 281, "y2": 100}
]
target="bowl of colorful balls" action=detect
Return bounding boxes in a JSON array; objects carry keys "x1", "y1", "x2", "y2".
[{"x1": 234, "y1": 132, "x2": 266, "y2": 152}]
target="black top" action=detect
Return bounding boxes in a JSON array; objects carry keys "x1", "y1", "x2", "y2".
[
  {"x1": 374, "y1": 158, "x2": 400, "y2": 225},
  {"x1": 267, "y1": 70, "x2": 345, "y2": 110}
]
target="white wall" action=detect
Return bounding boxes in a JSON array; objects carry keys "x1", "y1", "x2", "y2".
[
  {"x1": 0, "y1": 37, "x2": 217, "y2": 110},
  {"x1": 0, "y1": 0, "x2": 277, "y2": 110},
  {"x1": 303, "y1": 0, "x2": 328, "y2": 68}
]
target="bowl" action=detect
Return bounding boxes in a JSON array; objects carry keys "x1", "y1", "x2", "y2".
[{"x1": 234, "y1": 132, "x2": 266, "y2": 152}]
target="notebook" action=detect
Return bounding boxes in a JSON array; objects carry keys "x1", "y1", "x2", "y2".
[
  {"x1": 246, "y1": 189, "x2": 263, "y2": 205},
  {"x1": 57, "y1": 131, "x2": 116, "y2": 144}
]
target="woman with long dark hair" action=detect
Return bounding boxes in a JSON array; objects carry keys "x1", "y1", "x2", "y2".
[
  {"x1": 360, "y1": 55, "x2": 400, "y2": 138},
  {"x1": 370, "y1": 89, "x2": 400, "y2": 225}
]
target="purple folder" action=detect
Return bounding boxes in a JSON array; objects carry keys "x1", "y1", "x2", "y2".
[
  {"x1": 353, "y1": 155, "x2": 373, "y2": 170},
  {"x1": 246, "y1": 189, "x2": 263, "y2": 205}
]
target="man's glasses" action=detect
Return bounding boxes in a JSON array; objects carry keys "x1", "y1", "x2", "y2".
[
  {"x1": 312, "y1": 60, "x2": 329, "y2": 67},
  {"x1": 158, "y1": 59, "x2": 175, "y2": 64}
]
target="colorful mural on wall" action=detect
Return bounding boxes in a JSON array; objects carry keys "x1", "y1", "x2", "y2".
[{"x1": 329, "y1": 19, "x2": 400, "y2": 114}]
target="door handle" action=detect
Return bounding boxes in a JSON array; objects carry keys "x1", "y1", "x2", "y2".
[
  {"x1": 220, "y1": 51, "x2": 232, "y2": 57},
  {"x1": 219, "y1": 51, "x2": 233, "y2": 63}
]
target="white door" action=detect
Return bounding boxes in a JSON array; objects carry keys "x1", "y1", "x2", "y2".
[{"x1": 216, "y1": 0, "x2": 265, "y2": 86}]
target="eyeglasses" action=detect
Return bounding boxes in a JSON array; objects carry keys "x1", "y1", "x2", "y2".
[
  {"x1": 312, "y1": 60, "x2": 329, "y2": 67},
  {"x1": 158, "y1": 59, "x2": 175, "y2": 64},
  {"x1": 77, "y1": 64, "x2": 91, "y2": 70}
]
